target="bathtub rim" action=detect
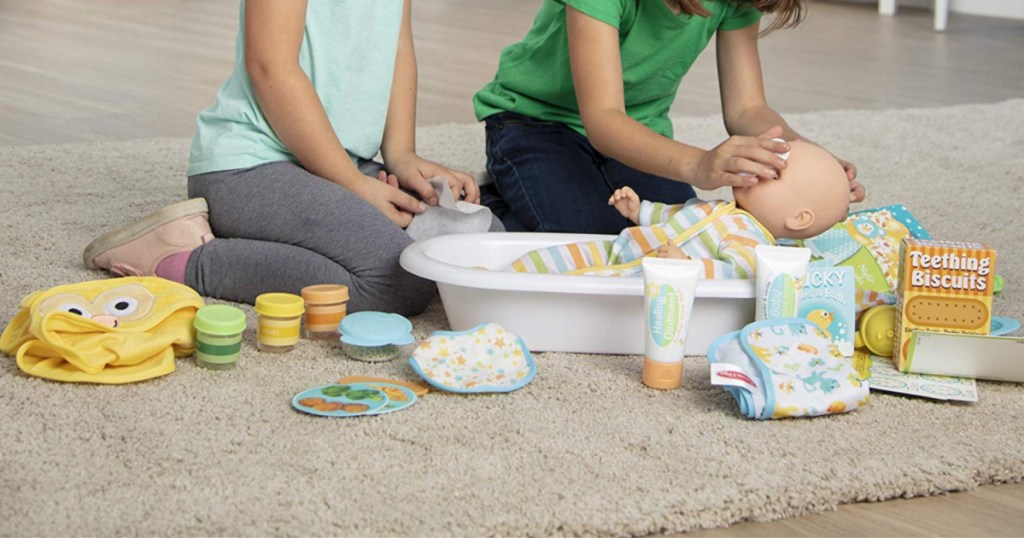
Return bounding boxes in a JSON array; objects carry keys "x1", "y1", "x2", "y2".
[{"x1": 400, "y1": 232, "x2": 756, "y2": 298}]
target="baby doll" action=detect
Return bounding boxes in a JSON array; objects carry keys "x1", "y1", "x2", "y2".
[{"x1": 508, "y1": 141, "x2": 851, "y2": 278}]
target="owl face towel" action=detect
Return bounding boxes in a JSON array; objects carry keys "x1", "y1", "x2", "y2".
[
  {"x1": 707, "y1": 318, "x2": 870, "y2": 419},
  {"x1": 0, "y1": 277, "x2": 205, "y2": 384}
]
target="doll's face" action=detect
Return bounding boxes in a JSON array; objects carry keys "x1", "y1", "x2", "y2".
[{"x1": 733, "y1": 141, "x2": 850, "y2": 240}]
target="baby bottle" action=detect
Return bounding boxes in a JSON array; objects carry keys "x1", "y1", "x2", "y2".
[
  {"x1": 254, "y1": 293, "x2": 304, "y2": 353},
  {"x1": 194, "y1": 304, "x2": 247, "y2": 370},
  {"x1": 300, "y1": 284, "x2": 349, "y2": 340}
]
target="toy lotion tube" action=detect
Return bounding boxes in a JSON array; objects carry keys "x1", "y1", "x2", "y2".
[
  {"x1": 754, "y1": 245, "x2": 811, "y2": 321},
  {"x1": 641, "y1": 258, "x2": 702, "y2": 390}
]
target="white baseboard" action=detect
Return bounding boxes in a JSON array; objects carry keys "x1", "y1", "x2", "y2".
[
  {"x1": 952, "y1": 0, "x2": 1024, "y2": 20},
  {"x1": 827, "y1": 0, "x2": 1024, "y2": 20}
]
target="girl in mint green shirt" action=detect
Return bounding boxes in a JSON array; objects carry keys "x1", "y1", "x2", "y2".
[
  {"x1": 474, "y1": 0, "x2": 865, "y2": 234},
  {"x1": 84, "y1": 0, "x2": 477, "y2": 315}
]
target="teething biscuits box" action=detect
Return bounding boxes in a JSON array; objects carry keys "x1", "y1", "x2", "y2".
[{"x1": 893, "y1": 238, "x2": 996, "y2": 372}]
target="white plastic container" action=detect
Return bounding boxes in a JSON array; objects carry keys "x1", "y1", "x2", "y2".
[{"x1": 400, "y1": 233, "x2": 756, "y2": 356}]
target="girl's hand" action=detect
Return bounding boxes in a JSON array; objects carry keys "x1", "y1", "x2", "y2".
[
  {"x1": 387, "y1": 154, "x2": 481, "y2": 205},
  {"x1": 375, "y1": 170, "x2": 400, "y2": 189},
  {"x1": 835, "y1": 157, "x2": 865, "y2": 203},
  {"x1": 798, "y1": 138, "x2": 866, "y2": 203},
  {"x1": 352, "y1": 176, "x2": 425, "y2": 228},
  {"x1": 692, "y1": 126, "x2": 790, "y2": 190}
]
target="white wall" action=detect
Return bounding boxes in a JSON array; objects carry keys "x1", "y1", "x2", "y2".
[{"x1": 831, "y1": 0, "x2": 1024, "y2": 20}]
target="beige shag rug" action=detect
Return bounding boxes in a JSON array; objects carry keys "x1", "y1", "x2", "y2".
[{"x1": 1, "y1": 100, "x2": 1022, "y2": 536}]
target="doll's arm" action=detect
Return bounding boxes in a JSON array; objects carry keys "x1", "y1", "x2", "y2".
[
  {"x1": 713, "y1": 235, "x2": 761, "y2": 279},
  {"x1": 609, "y1": 187, "x2": 686, "y2": 226},
  {"x1": 637, "y1": 202, "x2": 688, "y2": 226},
  {"x1": 648, "y1": 232, "x2": 753, "y2": 279}
]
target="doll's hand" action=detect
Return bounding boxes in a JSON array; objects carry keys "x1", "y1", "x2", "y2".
[
  {"x1": 608, "y1": 187, "x2": 642, "y2": 224},
  {"x1": 655, "y1": 243, "x2": 688, "y2": 260},
  {"x1": 351, "y1": 176, "x2": 425, "y2": 228},
  {"x1": 387, "y1": 154, "x2": 481, "y2": 205},
  {"x1": 692, "y1": 126, "x2": 789, "y2": 189}
]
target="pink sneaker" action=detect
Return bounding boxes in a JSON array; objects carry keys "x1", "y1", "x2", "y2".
[{"x1": 83, "y1": 198, "x2": 214, "y2": 277}]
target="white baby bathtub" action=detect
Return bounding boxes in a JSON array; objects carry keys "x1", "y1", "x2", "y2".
[{"x1": 400, "y1": 233, "x2": 756, "y2": 356}]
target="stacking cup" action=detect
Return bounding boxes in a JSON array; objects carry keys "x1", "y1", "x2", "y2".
[
  {"x1": 254, "y1": 293, "x2": 305, "y2": 353},
  {"x1": 194, "y1": 305, "x2": 246, "y2": 370},
  {"x1": 301, "y1": 284, "x2": 349, "y2": 340}
]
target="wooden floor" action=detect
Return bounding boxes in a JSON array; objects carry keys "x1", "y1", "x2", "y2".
[
  {"x1": 1, "y1": 0, "x2": 1023, "y2": 145},
  {"x1": 2, "y1": 0, "x2": 1023, "y2": 535}
]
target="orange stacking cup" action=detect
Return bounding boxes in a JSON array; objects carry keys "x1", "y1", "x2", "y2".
[{"x1": 301, "y1": 284, "x2": 350, "y2": 340}]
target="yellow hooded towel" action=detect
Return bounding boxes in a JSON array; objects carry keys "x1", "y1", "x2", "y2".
[{"x1": 0, "y1": 277, "x2": 205, "y2": 384}]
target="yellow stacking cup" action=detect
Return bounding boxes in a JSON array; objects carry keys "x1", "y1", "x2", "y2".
[{"x1": 254, "y1": 293, "x2": 304, "y2": 353}]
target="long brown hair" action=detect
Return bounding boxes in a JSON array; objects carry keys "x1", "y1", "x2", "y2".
[{"x1": 666, "y1": 0, "x2": 805, "y2": 34}]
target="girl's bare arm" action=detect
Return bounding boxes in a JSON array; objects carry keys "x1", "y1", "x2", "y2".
[
  {"x1": 567, "y1": 7, "x2": 784, "y2": 190},
  {"x1": 245, "y1": 0, "x2": 424, "y2": 224}
]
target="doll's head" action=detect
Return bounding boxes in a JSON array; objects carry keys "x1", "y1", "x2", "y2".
[{"x1": 733, "y1": 140, "x2": 850, "y2": 240}]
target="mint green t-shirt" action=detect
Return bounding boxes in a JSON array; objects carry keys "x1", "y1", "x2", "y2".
[
  {"x1": 187, "y1": 0, "x2": 403, "y2": 177},
  {"x1": 473, "y1": 0, "x2": 762, "y2": 139}
]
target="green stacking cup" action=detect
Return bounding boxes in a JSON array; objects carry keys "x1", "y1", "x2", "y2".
[{"x1": 194, "y1": 305, "x2": 247, "y2": 370}]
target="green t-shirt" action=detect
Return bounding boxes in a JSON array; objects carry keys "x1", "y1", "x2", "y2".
[
  {"x1": 188, "y1": 0, "x2": 403, "y2": 177},
  {"x1": 473, "y1": 0, "x2": 762, "y2": 139}
]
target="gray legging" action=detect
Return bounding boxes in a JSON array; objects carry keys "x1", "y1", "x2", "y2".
[{"x1": 186, "y1": 161, "x2": 435, "y2": 316}]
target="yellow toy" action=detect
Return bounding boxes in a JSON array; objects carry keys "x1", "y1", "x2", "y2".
[
  {"x1": 0, "y1": 277, "x2": 205, "y2": 384},
  {"x1": 854, "y1": 305, "x2": 898, "y2": 357}
]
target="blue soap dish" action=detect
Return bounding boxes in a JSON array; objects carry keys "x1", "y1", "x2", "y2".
[
  {"x1": 339, "y1": 312, "x2": 415, "y2": 362},
  {"x1": 991, "y1": 316, "x2": 1021, "y2": 337}
]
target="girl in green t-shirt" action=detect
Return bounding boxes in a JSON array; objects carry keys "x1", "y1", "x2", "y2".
[{"x1": 474, "y1": 0, "x2": 865, "y2": 234}]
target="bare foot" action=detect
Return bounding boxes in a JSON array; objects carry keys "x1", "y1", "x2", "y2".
[
  {"x1": 655, "y1": 243, "x2": 688, "y2": 260},
  {"x1": 608, "y1": 187, "x2": 641, "y2": 224}
]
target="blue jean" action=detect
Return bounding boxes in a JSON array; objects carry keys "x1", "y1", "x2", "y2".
[{"x1": 482, "y1": 112, "x2": 696, "y2": 234}]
